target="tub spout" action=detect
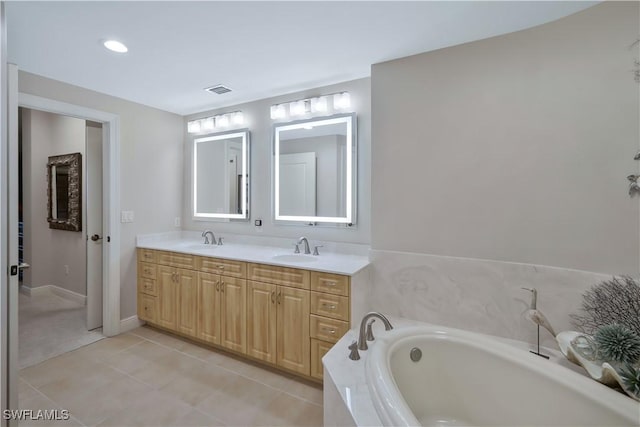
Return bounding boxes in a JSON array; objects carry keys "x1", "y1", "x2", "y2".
[{"x1": 358, "y1": 312, "x2": 393, "y2": 351}]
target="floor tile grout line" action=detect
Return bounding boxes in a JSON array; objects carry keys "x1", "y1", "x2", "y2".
[
  {"x1": 19, "y1": 377, "x2": 88, "y2": 427},
  {"x1": 134, "y1": 327, "x2": 324, "y2": 404}
]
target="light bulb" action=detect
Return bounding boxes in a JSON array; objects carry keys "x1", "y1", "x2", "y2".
[
  {"x1": 310, "y1": 96, "x2": 328, "y2": 113},
  {"x1": 103, "y1": 40, "x2": 128, "y2": 53},
  {"x1": 233, "y1": 112, "x2": 244, "y2": 125},
  {"x1": 187, "y1": 120, "x2": 201, "y2": 133},
  {"x1": 333, "y1": 92, "x2": 351, "y2": 110},
  {"x1": 202, "y1": 117, "x2": 215, "y2": 132}
]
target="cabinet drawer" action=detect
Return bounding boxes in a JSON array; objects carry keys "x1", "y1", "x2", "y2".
[
  {"x1": 310, "y1": 315, "x2": 349, "y2": 343},
  {"x1": 248, "y1": 263, "x2": 310, "y2": 289},
  {"x1": 139, "y1": 262, "x2": 156, "y2": 279},
  {"x1": 198, "y1": 257, "x2": 246, "y2": 278},
  {"x1": 138, "y1": 294, "x2": 157, "y2": 323},
  {"x1": 310, "y1": 292, "x2": 349, "y2": 321},
  {"x1": 310, "y1": 338, "x2": 334, "y2": 380},
  {"x1": 138, "y1": 276, "x2": 157, "y2": 296},
  {"x1": 310, "y1": 272, "x2": 349, "y2": 296},
  {"x1": 138, "y1": 248, "x2": 156, "y2": 264},
  {"x1": 157, "y1": 251, "x2": 196, "y2": 269}
]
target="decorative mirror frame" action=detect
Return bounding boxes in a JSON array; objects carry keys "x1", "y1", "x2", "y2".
[
  {"x1": 192, "y1": 129, "x2": 250, "y2": 221},
  {"x1": 273, "y1": 113, "x2": 357, "y2": 225},
  {"x1": 47, "y1": 152, "x2": 82, "y2": 231}
]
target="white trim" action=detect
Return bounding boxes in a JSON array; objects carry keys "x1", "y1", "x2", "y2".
[
  {"x1": 18, "y1": 93, "x2": 121, "y2": 337},
  {"x1": 18, "y1": 285, "x2": 86, "y2": 305},
  {"x1": 48, "y1": 286, "x2": 87, "y2": 306},
  {"x1": 120, "y1": 315, "x2": 143, "y2": 333}
]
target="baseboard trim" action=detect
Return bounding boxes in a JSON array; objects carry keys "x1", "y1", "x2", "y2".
[
  {"x1": 21, "y1": 284, "x2": 87, "y2": 305},
  {"x1": 120, "y1": 315, "x2": 143, "y2": 333},
  {"x1": 49, "y1": 285, "x2": 87, "y2": 306}
]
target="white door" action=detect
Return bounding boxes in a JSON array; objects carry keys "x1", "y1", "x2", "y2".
[
  {"x1": 279, "y1": 152, "x2": 316, "y2": 217},
  {"x1": 86, "y1": 124, "x2": 103, "y2": 330}
]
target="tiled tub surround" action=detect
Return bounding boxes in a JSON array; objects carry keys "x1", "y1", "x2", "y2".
[
  {"x1": 136, "y1": 232, "x2": 370, "y2": 383},
  {"x1": 367, "y1": 250, "x2": 614, "y2": 349},
  {"x1": 323, "y1": 318, "x2": 636, "y2": 427}
]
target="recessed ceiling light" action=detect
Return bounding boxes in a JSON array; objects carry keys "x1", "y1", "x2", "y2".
[{"x1": 103, "y1": 40, "x2": 128, "y2": 53}]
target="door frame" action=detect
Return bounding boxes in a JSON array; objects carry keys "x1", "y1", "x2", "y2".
[{"x1": 18, "y1": 93, "x2": 121, "y2": 338}]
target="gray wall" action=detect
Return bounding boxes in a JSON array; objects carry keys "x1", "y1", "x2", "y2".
[
  {"x1": 21, "y1": 109, "x2": 87, "y2": 295},
  {"x1": 19, "y1": 71, "x2": 184, "y2": 319},
  {"x1": 184, "y1": 78, "x2": 371, "y2": 244},
  {"x1": 371, "y1": 2, "x2": 639, "y2": 275}
]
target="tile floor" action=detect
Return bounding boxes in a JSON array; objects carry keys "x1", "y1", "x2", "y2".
[
  {"x1": 18, "y1": 326, "x2": 323, "y2": 427},
  {"x1": 19, "y1": 289, "x2": 104, "y2": 369}
]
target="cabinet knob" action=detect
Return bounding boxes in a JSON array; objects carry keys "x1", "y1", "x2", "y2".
[
  {"x1": 271, "y1": 291, "x2": 276, "y2": 304},
  {"x1": 216, "y1": 281, "x2": 220, "y2": 291},
  {"x1": 322, "y1": 303, "x2": 337, "y2": 310},
  {"x1": 321, "y1": 327, "x2": 336, "y2": 334},
  {"x1": 221, "y1": 282, "x2": 225, "y2": 292}
]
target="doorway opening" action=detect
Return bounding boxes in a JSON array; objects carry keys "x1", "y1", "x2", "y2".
[{"x1": 17, "y1": 107, "x2": 104, "y2": 369}]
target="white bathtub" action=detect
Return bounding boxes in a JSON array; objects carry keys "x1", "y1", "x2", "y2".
[{"x1": 365, "y1": 326, "x2": 640, "y2": 427}]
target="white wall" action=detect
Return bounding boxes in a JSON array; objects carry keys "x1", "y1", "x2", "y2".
[
  {"x1": 372, "y1": 2, "x2": 639, "y2": 276},
  {"x1": 21, "y1": 109, "x2": 87, "y2": 295},
  {"x1": 184, "y1": 78, "x2": 371, "y2": 245},
  {"x1": 19, "y1": 71, "x2": 184, "y2": 319},
  {"x1": 367, "y1": 2, "x2": 639, "y2": 345}
]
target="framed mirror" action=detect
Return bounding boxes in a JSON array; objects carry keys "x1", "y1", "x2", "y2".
[
  {"x1": 274, "y1": 113, "x2": 356, "y2": 225},
  {"x1": 193, "y1": 129, "x2": 250, "y2": 220},
  {"x1": 47, "y1": 152, "x2": 82, "y2": 231}
]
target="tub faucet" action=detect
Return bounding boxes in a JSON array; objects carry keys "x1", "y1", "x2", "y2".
[
  {"x1": 357, "y1": 312, "x2": 393, "y2": 351},
  {"x1": 297, "y1": 236, "x2": 311, "y2": 254},
  {"x1": 202, "y1": 230, "x2": 216, "y2": 245}
]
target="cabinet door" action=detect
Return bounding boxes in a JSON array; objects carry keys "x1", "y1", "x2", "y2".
[
  {"x1": 310, "y1": 338, "x2": 334, "y2": 380},
  {"x1": 277, "y1": 287, "x2": 310, "y2": 375},
  {"x1": 220, "y1": 277, "x2": 247, "y2": 353},
  {"x1": 247, "y1": 281, "x2": 277, "y2": 363},
  {"x1": 138, "y1": 294, "x2": 157, "y2": 323},
  {"x1": 197, "y1": 272, "x2": 221, "y2": 345},
  {"x1": 176, "y1": 268, "x2": 198, "y2": 337},
  {"x1": 157, "y1": 265, "x2": 177, "y2": 330}
]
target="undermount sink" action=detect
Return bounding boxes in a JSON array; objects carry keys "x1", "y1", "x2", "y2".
[{"x1": 271, "y1": 254, "x2": 318, "y2": 263}]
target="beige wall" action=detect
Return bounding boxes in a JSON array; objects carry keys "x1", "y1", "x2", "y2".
[
  {"x1": 21, "y1": 109, "x2": 87, "y2": 295},
  {"x1": 371, "y1": 2, "x2": 639, "y2": 275},
  {"x1": 19, "y1": 71, "x2": 184, "y2": 319},
  {"x1": 184, "y1": 78, "x2": 371, "y2": 244}
]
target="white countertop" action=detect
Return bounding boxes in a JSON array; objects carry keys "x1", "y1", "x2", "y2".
[{"x1": 137, "y1": 233, "x2": 370, "y2": 275}]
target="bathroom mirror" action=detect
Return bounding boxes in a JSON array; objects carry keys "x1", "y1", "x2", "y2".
[
  {"x1": 47, "y1": 152, "x2": 82, "y2": 231},
  {"x1": 274, "y1": 113, "x2": 356, "y2": 225},
  {"x1": 193, "y1": 129, "x2": 250, "y2": 220}
]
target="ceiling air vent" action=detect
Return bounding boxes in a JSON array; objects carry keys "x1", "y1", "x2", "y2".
[{"x1": 205, "y1": 85, "x2": 232, "y2": 95}]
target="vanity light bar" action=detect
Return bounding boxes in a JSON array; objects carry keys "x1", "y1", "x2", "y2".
[
  {"x1": 187, "y1": 111, "x2": 244, "y2": 134},
  {"x1": 270, "y1": 92, "x2": 351, "y2": 120}
]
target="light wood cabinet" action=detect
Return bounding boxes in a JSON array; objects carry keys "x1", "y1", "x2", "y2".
[
  {"x1": 247, "y1": 281, "x2": 277, "y2": 363},
  {"x1": 197, "y1": 272, "x2": 221, "y2": 344},
  {"x1": 138, "y1": 248, "x2": 351, "y2": 383},
  {"x1": 220, "y1": 276, "x2": 246, "y2": 353},
  {"x1": 197, "y1": 272, "x2": 247, "y2": 353},
  {"x1": 310, "y1": 338, "x2": 333, "y2": 380},
  {"x1": 157, "y1": 264, "x2": 197, "y2": 335},
  {"x1": 276, "y1": 286, "x2": 310, "y2": 375},
  {"x1": 247, "y1": 281, "x2": 310, "y2": 375}
]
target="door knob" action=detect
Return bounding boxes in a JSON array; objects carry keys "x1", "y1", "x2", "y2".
[{"x1": 90, "y1": 234, "x2": 102, "y2": 242}]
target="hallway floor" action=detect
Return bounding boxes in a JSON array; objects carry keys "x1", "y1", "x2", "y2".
[
  {"x1": 19, "y1": 289, "x2": 104, "y2": 369},
  {"x1": 18, "y1": 326, "x2": 323, "y2": 427}
]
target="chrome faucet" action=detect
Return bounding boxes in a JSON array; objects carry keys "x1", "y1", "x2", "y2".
[
  {"x1": 202, "y1": 230, "x2": 216, "y2": 245},
  {"x1": 357, "y1": 312, "x2": 393, "y2": 351},
  {"x1": 297, "y1": 237, "x2": 311, "y2": 254}
]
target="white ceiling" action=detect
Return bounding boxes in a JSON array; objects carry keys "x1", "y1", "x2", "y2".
[{"x1": 6, "y1": 1, "x2": 597, "y2": 116}]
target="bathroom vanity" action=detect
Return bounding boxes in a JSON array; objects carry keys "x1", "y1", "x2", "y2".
[{"x1": 136, "y1": 236, "x2": 369, "y2": 383}]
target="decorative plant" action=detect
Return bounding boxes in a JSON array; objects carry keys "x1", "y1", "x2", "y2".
[
  {"x1": 619, "y1": 364, "x2": 640, "y2": 399},
  {"x1": 594, "y1": 324, "x2": 640, "y2": 364},
  {"x1": 571, "y1": 276, "x2": 640, "y2": 336}
]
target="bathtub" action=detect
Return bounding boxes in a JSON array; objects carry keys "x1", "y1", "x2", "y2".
[{"x1": 365, "y1": 325, "x2": 639, "y2": 426}]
